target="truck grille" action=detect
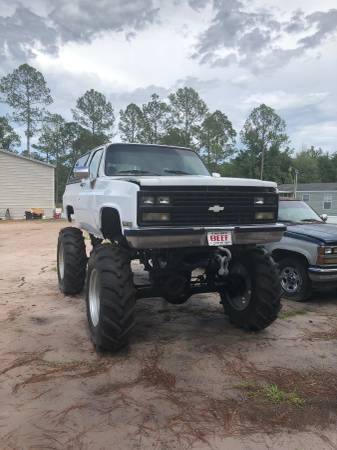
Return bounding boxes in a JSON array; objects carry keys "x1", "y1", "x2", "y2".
[{"x1": 138, "y1": 186, "x2": 278, "y2": 227}]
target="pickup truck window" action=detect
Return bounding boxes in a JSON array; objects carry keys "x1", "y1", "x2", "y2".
[
  {"x1": 105, "y1": 144, "x2": 210, "y2": 177},
  {"x1": 278, "y1": 201, "x2": 323, "y2": 223},
  {"x1": 89, "y1": 149, "x2": 103, "y2": 179}
]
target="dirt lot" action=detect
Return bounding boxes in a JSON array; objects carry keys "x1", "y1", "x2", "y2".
[{"x1": 0, "y1": 220, "x2": 337, "y2": 450}]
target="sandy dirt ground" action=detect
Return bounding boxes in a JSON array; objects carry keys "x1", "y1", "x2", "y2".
[{"x1": 0, "y1": 220, "x2": 337, "y2": 450}]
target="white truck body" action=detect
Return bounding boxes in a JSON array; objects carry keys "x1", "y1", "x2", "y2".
[{"x1": 63, "y1": 143, "x2": 285, "y2": 248}]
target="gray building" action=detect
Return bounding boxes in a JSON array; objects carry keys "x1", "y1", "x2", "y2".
[
  {"x1": 0, "y1": 149, "x2": 55, "y2": 219},
  {"x1": 279, "y1": 183, "x2": 337, "y2": 216}
]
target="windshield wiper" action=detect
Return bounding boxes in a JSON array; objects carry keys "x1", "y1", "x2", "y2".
[
  {"x1": 116, "y1": 169, "x2": 159, "y2": 175},
  {"x1": 163, "y1": 169, "x2": 191, "y2": 175}
]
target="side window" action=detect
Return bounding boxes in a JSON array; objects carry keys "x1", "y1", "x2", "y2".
[
  {"x1": 89, "y1": 149, "x2": 103, "y2": 179},
  {"x1": 68, "y1": 153, "x2": 89, "y2": 182},
  {"x1": 323, "y1": 193, "x2": 332, "y2": 210}
]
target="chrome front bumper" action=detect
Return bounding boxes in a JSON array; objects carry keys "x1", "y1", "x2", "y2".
[
  {"x1": 308, "y1": 265, "x2": 337, "y2": 282},
  {"x1": 124, "y1": 224, "x2": 286, "y2": 249}
]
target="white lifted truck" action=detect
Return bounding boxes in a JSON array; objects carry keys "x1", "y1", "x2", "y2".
[{"x1": 57, "y1": 143, "x2": 285, "y2": 352}]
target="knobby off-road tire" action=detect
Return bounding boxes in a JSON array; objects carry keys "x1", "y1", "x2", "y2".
[
  {"x1": 86, "y1": 243, "x2": 136, "y2": 352},
  {"x1": 278, "y1": 256, "x2": 311, "y2": 302},
  {"x1": 57, "y1": 227, "x2": 87, "y2": 295},
  {"x1": 220, "y1": 248, "x2": 281, "y2": 331}
]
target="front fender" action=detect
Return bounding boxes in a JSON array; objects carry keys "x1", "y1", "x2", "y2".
[
  {"x1": 268, "y1": 236, "x2": 316, "y2": 265},
  {"x1": 95, "y1": 179, "x2": 140, "y2": 235}
]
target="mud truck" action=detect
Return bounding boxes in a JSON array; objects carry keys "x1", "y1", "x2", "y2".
[{"x1": 57, "y1": 143, "x2": 285, "y2": 351}]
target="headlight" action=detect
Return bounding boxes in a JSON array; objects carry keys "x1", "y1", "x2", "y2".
[
  {"x1": 141, "y1": 196, "x2": 155, "y2": 205},
  {"x1": 324, "y1": 247, "x2": 337, "y2": 255},
  {"x1": 255, "y1": 212, "x2": 275, "y2": 220},
  {"x1": 254, "y1": 197, "x2": 264, "y2": 205},
  {"x1": 317, "y1": 246, "x2": 337, "y2": 264},
  {"x1": 157, "y1": 196, "x2": 170, "y2": 205},
  {"x1": 142, "y1": 212, "x2": 170, "y2": 221}
]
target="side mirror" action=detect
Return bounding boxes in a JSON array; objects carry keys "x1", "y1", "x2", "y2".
[
  {"x1": 74, "y1": 166, "x2": 89, "y2": 180},
  {"x1": 321, "y1": 214, "x2": 328, "y2": 222},
  {"x1": 212, "y1": 172, "x2": 221, "y2": 178}
]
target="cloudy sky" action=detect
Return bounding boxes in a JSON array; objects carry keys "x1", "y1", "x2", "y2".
[{"x1": 0, "y1": 0, "x2": 337, "y2": 151}]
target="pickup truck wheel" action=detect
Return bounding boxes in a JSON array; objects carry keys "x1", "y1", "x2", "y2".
[
  {"x1": 278, "y1": 257, "x2": 311, "y2": 302},
  {"x1": 220, "y1": 249, "x2": 281, "y2": 331},
  {"x1": 57, "y1": 227, "x2": 87, "y2": 295},
  {"x1": 86, "y1": 244, "x2": 136, "y2": 352}
]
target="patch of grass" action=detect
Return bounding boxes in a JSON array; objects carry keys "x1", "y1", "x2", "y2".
[
  {"x1": 262, "y1": 383, "x2": 286, "y2": 403},
  {"x1": 262, "y1": 384, "x2": 304, "y2": 406},
  {"x1": 279, "y1": 309, "x2": 308, "y2": 320},
  {"x1": 240, "y1": 382, "x2": 305, "y2": 407},
  {"x1": 287, "y1": 391, "x2": 306, "y2": 407}
]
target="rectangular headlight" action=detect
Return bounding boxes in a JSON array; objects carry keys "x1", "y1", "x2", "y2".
[
  {"x1": 255, "y1": 212, "x2": 275, "y2": 220},
  {"x1": 141, "y1": 196, "x2": 155, "y2": 205},
  {"x1": 157, "y1": 196, "x2": 170, "y2": 205},
  {"x1": 142, "y1": 212, "x2": 170, "y2": 221},
  {"x1": 324, "y1": 247, "x2": 333, "y2": 254},
  {"x1": 254, "y1": 197, "x2": 264, "y2": 205}
]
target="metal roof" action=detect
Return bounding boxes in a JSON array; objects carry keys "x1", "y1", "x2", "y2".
[{"x1": 0, "y1": 148, "x2": 55, "y2": 169}]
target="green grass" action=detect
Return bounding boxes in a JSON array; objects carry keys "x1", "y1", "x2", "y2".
[
  {"x1": 261, "y1": 384, "x2": 305, "y2": 406},
  {"x1": 237, "y1": 382, "x2": 305, "y2": 407},
  {"x1": 263, "y1": 383, "x2": 286, "y2": 403}
]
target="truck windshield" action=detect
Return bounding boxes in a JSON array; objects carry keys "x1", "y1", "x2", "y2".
[
  {"x1": 105, "y1": 144, "x2": 210, "y2": 176},
  {"x1": 278, "y1": 201, "x2": 323, "y2": 223}
]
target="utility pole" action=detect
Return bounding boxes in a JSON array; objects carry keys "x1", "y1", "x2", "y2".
[
  {"x1": 260, "y1": 145, "x2": 265, "y2": 180},
  {"x1": 289, "y1": 167, "x2": 299, "y2": 199},
  {"x1": 294, "y1": 169, "x2": 299, "y2": 198}
]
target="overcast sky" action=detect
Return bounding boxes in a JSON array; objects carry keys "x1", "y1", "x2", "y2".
[{"x1": 0, "y1": 0, "x2": 336, "y2": 151}]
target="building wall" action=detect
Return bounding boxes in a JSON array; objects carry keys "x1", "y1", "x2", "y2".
[
  {"x1": 0, "y1": 151, "x2": 55, "y2": 219},
  {"x1": 295, "y1": 191, "x2": 337, "y2": 216}
]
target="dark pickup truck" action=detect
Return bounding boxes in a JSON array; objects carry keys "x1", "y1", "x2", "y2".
[{"x1": 267, "y1": 199, "x2": 337, "y2": 301}]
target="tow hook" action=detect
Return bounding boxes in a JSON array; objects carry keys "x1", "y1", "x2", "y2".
[{"x1": 215, "y1": 247, "x2": 232, "y2": 276}]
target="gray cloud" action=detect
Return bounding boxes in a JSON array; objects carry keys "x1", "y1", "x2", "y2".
[
  {"x1": 299, "y1": 9, "x2": 337, "y2": 49},
  {"x1": 0, "y1": 0, "x2": 159, "y2": 65},
  {"x1": 187, "y1": 0, "x2": 209, "y2": 10},
  {"x1": 0, "y1": 6, "x2": 58, "y2": 61},
  {"x1": 193, "y1": 1, "x2": 337, "y2": 71},
  {"x1": 48, "y1": 0, "x2": 159, "y2": 43}
]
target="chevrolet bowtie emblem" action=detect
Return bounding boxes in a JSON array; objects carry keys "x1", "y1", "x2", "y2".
[{"x1": 208, "y1": 205, "x2": 224, "y2": 213}]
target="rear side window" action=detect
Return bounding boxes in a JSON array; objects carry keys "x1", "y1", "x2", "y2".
[{"x1": 68, "y1": 153, "x2": 90, "y2": 183}]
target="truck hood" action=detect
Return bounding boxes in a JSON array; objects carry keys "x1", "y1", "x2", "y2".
[
  {"x1": 286, "y1": 223, "x2": 337, "y2": 245},
  {"x1": 121, "y1": 175, "x2": 276, "y2": 188}
]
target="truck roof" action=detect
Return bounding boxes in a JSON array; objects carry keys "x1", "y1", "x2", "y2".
[{"x1": 106, "y1": 142, "x2": 193, "y2": 151}]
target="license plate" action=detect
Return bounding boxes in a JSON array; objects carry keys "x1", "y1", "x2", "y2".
[{"x1": 207, "y1": 231, "x2": 232, "y2": 246}]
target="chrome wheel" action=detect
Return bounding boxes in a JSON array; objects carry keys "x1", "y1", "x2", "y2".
[
  {"x1": 88, "y1": 268, "x2": 100, "y2": 327},
  {"x1": 58, "y1": 243, "x2": 65, "y2": 280},
  {"x1": 280, "y1": 266, "x2": 301, "y2": 294},
  {"x1": 225, "y1": 263, "x2": 252, "y2": 311}
]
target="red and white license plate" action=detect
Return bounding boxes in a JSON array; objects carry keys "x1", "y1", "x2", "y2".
[{"x1": 207, "y1": 231, "x2": 232, "y2": 246}]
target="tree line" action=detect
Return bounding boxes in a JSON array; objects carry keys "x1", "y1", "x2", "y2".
[{"x1": 0, "y1": 63, "x2": 336, "y2": 202}]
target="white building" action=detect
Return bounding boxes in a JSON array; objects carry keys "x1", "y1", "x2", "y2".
[{"x1": 0, "y1": 149, "x2": 55, "y2": 219}]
